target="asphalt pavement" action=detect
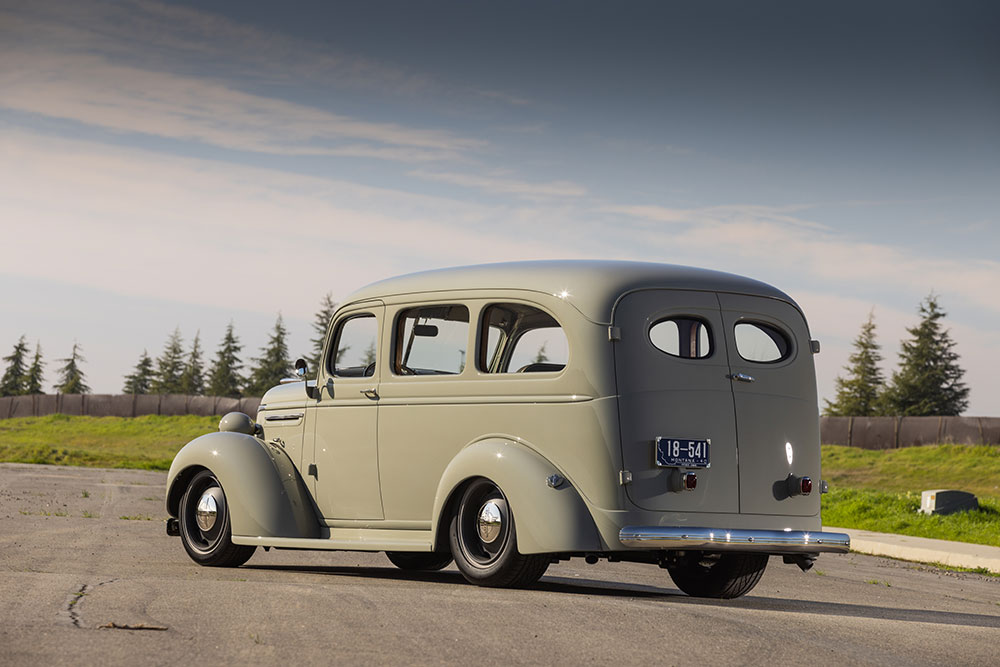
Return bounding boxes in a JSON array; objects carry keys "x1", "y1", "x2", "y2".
[{"x1": 2, "y1": 463, "x2": 998, "y2": 666}]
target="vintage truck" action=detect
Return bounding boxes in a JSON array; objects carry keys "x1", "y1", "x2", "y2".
[{"x1": 165, "y1": 261, "x2": 849, "y2": 598}]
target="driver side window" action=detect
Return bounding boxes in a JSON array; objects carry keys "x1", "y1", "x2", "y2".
[{"x1": 331, "y1": 314, "x2": 378, "y2": 377}]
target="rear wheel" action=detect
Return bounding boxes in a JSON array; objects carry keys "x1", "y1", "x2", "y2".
[
  {"x1": 178, "y1": 470, "x2": 256, "y2": 567},
  {"x1": 666, "y1": 552, "x2": 768, "y2": 599},
  {"x1": 385, "y1": 552, "x2": 453, "y2": 571},
  {"x1": 449, "y1": 479, "x2": 549, "y2": 588}
]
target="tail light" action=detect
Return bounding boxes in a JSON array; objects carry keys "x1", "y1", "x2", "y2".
[
  {"x1": 683, "y1": 471, "x2": 697, "y2": 491},
  {"x1": 800, "y1": 476, "x2": 812, "y2": 495}
]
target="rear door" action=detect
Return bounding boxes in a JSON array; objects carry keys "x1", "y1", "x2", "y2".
[
  {"x1": 718, "y1": 294, "x2": 821, "y2": 516},
  {"x1": 613, "y1": 290, "x2": 739, "y2": 513}
]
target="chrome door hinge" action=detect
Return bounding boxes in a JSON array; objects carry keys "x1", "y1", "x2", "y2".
[
  {"x1": 619, "y1": 470, "x2": 633, "y2": 485},
  {"x1": 608, "y1": 326, "x2": 621, "y2": 341},
  {"x1": 307, "y1": 463, "x2": 318, "y2": 478}
]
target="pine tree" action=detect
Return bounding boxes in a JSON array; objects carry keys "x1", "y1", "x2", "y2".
[
  {"x1": 1, "y1": 335, "x2": 30, "y2": 396},
  {"x1": 54, "y1": 342, "x2": 90, "y2": 394},
  {"x1": 309, "y1": 292, "x2": 338, "y2": 373},
  {"x1": 24, "y1": 343, "x2": 45, "y2": 395},
  {"x1": 179, "y1": 332, "x2": 205, "y2": 395},
  {"x1": 882, "y1": 294, "x2": 969, "y2": 416},
  {"x1": 533, "y1": 343, "x2": 549, "y2": 364},
  {"x1": 152, "y1": 328, "x2": 185, "y2": 394},
  {"x1": 824, "y1": 310, "x2": 885, "y2": 416},
  {"x1": 123, "y1": 350, "x2": 155, "y2": 394},
  {"x1": 246, "y1": 314, "x2": 292, "y2": 396},
  {"x1": 207, "y1": 322, "x2": 244, "y2": 398}
]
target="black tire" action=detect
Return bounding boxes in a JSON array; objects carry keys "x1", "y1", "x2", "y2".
[
  {"x1": 178, "y1": 470, "x2": 256, "y2": 567},
  {"x1": 385, "y1": 551, "x2": 453, "y2": 571},
  {"x1": 448, "y1": 478, "x2": 549, "y2": 588},
  {"x1": 666, "y1": 552, "x2": 768, "y2": 599}
]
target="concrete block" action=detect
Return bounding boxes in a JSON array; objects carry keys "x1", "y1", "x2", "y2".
[
  {"x1": 35, "y1": 394, "x2": 59, "y2": 417},
  {"x1": 159, "y1": 394, "x2": 189, "y2": 416},
  {"x1": 59, "y1": 394, "x2": 84, "y2": 416},
  {"x1": 133, "y1": 394, "x2": 160, "y2": 416},
  {"x1": 850, "y1": 417, "x2": 896, "y2": 449},
  {"x1": 898, "y1": 417, "x2": 941, "y2": 447},
  {"x1": 941, "y1": 417, "x2": 985, "y2": 445},
  {"x1": 820, "y1": 416, "x2": 851, "y2": 446},
  {"x1": 919, "y1": 489, "x2": 979, "y2": 515},
  {"x1": 239, "y1": 397, "x2": 262, "y2": 417},
  {"x1": 187, "y1": 396, "x2": 217, "y2": 417},
  {"x1": 9, "y1": 395, "x2": 35, "y2": 418}
]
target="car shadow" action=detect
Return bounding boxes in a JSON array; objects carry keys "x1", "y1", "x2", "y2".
[{"x1": 243, "y1": 564, "x2": 1000, "y2": 629}]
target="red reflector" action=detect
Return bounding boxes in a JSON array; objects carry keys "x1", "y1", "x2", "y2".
[
  {"x1": 684, "y1": 472, "x2": 697, "y2": 490},
  {"x1": 800, "y1": 477, "x2": 812, "y2": 495}
]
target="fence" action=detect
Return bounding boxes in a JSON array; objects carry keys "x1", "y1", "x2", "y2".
[
  {"x1": 820, "y1": 416, "x2": 1000, "y2": 448},
  {"x1": 0, "y1": 394, "x2": 261, "y2": 420}
]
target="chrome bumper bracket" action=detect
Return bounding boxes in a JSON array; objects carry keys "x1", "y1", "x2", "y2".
[{"x1": 619, "y1": 526, "x2": 850, "y2": 554}]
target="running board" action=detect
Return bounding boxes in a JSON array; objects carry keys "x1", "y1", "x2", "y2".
[{"x1": 232, "y1": 528, "x2": 434, "y2": 552}]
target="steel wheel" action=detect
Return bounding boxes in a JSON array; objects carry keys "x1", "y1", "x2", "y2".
[
  {"x1": 449, "y1": 478, "x2": 549, "y2": 588},
  {"x1": 178, "y1": 470, "x2": 255, "y2": 567}
]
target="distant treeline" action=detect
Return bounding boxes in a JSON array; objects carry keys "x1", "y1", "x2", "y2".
[{"x1": 1, "y1": 294, "x2": 338, "y2": 400}]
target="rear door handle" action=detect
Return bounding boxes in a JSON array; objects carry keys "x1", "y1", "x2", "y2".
[
  {"x1": 728, "y1": 373, "x2": 755, "y2": 383},
  {"x1": 360, "y1": 388, "x2": 379, "y2": 399}
]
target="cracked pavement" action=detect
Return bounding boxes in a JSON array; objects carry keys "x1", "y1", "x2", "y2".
[{"x1": 1, "y1": 462, "x2": 999, "y2": 665}]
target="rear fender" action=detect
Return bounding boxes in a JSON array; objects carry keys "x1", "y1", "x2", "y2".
[
  {"x1": 166, "y1": 431, "x2": 321, "y2": 539},
  {"x1": 431, "y1": 438, "x2": 601, "y2": 554}
]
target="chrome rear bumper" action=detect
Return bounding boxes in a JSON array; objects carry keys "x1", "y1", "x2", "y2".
[{"x1": 619, "y1": 526, "x2": 850, "y2": 554}]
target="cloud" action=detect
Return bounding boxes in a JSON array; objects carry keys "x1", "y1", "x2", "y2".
[{"x1": 410, "y1": 170, "x2": 587, "y2": 198}]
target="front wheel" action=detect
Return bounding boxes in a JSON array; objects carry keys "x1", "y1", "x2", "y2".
[
  {"x1": 666, "y1": 552, "x2": 768, "y2": 599},
  {"x1": 448, "y1": 479, "x2": 549, "y2": 588},
  {"x1": 178, "y1": 470, "x2": 256, "y2": 567}
]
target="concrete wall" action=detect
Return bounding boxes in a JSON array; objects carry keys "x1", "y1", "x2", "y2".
[
  {"x1": 820, "y1": 416, "x2": 1000, "y2": 448},
  {"x1": 0, "y1": 394, "x2": 261, "y2": 419}
]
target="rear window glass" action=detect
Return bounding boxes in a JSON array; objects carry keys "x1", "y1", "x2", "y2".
[
  {"x1": 734, "y1": 322, "x2": 790, "y2": 363},
  {"x1": 649, "y1": 317, "x2": 712, "y2": 359},
  {"x1": 480, "y1": 304, "x2": 567, "y2": 373}
]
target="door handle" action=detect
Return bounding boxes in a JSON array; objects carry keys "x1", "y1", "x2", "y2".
[
  {"x1": 360, "y1": 388, "x2": 379, "y2": 399},
  {"x1": 728, "y1": 372, "x2": 755, "y2": 383}
]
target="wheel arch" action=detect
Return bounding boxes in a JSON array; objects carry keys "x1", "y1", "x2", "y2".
[
  {"x1": 431, "y1": 438, "x2": 602, "y2": 554},
  {"x1": 166, "y1": 431, "x2": 321, "y2": 539}
]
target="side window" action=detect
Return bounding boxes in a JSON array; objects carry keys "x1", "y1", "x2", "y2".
[
  {"x1": 394, "y1": 305, "x2": 469, "y2": 375},
  {"x1": 649, "y1": 317, "x2": 712, "y2": 359},
  {"x1": 480, "y1": 304, "x2": 568, "y2": 374},
  {"x1": 331, "y1": 314, "x2": 378, "y2": 377},
  {"x1": 734, "y1": 322, "x2": 791, "y2": 363}
]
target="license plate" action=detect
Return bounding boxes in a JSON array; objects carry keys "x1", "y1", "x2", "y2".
[{"x1": 655, "y1": 437, "x2": 711, "y2": 468}]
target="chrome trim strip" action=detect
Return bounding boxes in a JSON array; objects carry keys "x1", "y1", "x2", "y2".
[
  {"x1": 619, "y1": 526, "x2": 851, "y2": 553},
  {"x1": 264, "y1": 413, "x2": 304, "y2": 422}
]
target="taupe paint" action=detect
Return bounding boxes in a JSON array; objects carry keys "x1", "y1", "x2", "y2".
[{"x1": 165, "y1": 261, "x2": 832, "y2": 556}]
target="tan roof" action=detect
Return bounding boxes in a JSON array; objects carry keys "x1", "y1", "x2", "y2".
[{"x1": 343, "y1": 260, "x2": 796, "y2": 324}]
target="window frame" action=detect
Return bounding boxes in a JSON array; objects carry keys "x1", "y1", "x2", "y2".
[
  {"x1": 327, "y1": 312, "x2": 379, "y2": 378},
  {"x1": 647, "y1": 315, "x2": 715, "y2": 360}
]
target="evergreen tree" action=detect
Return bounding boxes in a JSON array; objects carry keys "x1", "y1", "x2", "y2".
[
  {"x1": 309, "y1": 292, "x2": 338, "y2": 373},
  {"x1": 179, "y1": 332, "x2": 205, "y2": 395},
  {"x1": 152, "y1": 328, "x2": 185, "y2": 394},
  {"x1": 882, "y1": 294, "x2": 969, "y2": 416},
  {"x1": 54, "y1": 342, "x2": 90, "y2": 394},
  {"x1": 123, "y1": 350, "x2": 155, "y2": 394},
  {"x1": 207, "y1": 322, "x2": 244, "y2": 398},
  {"x1": 24, "y1": 343, "x2": 45, "y2": 395},
  {"x1": 824, "y1": 310, "x2": 885, "y2": 416},
  {"x1": 246, "y1": 314, "x2": 292, "y2": 396},
  {"x1": 1, "y1": 335, "x2": 30, "y2": 396},
  {"x1": 533, "y1": 342, "x2": 549, "y2": 364}
]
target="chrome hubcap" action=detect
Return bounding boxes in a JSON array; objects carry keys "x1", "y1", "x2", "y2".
[
  {"x1": 477, "y1": 501, "x2": 503, "y2": 543},
  {"x1": 195, "y1": 492, "x2": 218, "y2": 531}
]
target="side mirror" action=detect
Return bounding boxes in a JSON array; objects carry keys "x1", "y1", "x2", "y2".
[{"x1": 295, "y1": 358, "x2": 319, "y2": 399}]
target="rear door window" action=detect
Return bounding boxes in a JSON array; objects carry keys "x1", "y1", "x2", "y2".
[
  {"x1": 734, "y1": 322, "x2": 790, "y2": 363},
  {"x1": 649, "y1": 317, "x2": 712, "y2": 358}
]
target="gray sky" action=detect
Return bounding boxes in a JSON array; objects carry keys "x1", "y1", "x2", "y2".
[{"x1": 1, "y1": 0, "x2": 998, "y2": 413}]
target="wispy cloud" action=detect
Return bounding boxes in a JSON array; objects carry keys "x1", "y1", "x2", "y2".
[{"x1": 410, "y1": 170, "x2": 587, "y2": 198}]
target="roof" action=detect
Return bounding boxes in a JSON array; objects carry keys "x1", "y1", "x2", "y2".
[{"x1": 343, "y1": 260, "x2": 796, "y2": 324}]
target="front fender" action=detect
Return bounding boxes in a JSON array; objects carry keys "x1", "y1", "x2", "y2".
[
  {"x1": 166, "y1": 431, "x2": 321, "y2": 539},
  {"x1": 431, "y1": 438, "x2": 601, "y2": 554}
]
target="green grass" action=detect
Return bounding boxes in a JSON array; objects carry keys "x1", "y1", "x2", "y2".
[
  {"x1": 0, "y1": 414, "x2": 218, "y2": 471},
  {"x1": 822, "y1": 444, "x2": 1000, "y2": 547}
]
